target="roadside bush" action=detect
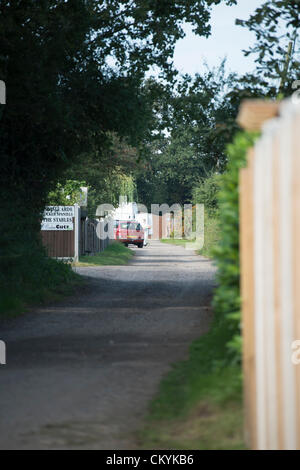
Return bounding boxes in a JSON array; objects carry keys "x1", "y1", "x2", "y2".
[
  {"x1": 0, "y1": 249, "x2": 79, "y2": 317},
  {"x1": 190, "y1": 132, "x2": 258, "y2": 364},
  {"x1": 193, "y1": 173, "x2": 221, "y2": 214},
  {"x1": 197, "y1": 209, "x2": 220, "y2": 258},
  {"x1": 212, "y1": 131, "x2": 259, "y2": 362},
  {"x1": 0, "y1": 208, "x2": 79, "y2": 317},
  {"x1": 192, "y1": 173, "x2": 222, "y2": 258}
]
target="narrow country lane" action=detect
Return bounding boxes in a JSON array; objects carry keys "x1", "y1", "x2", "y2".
[{"x1": 0, "y1": 241, "x2": 216, "y2": 450}]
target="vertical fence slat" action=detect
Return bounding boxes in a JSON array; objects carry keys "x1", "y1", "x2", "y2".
[
  {"x1": 262, "y1": 123, "x2": 278, "y2": 450},
  {"x1": 240, "y1": 148, "x2": 256, "y2": 449},
  {"x1": 272, "y1": 129, "x2": 285, "y2": 449},
  {"x1": 292, "y1": 109, "x2": 300, "y2": 449},
  {"x1": 254, "y1": 136, "x2": 268, "y2": 449},
  {"x1": 279, "y1": 104, "x2": 297, "y2": 449}
]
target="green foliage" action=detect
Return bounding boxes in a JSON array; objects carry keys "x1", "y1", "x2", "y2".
[
  {"x1": 65, "y1": 134, "x2": 138, "y2": 216},
  {"x1": 0, "y1": 241, "x2": 80, "y2": 317},
  {"x1": 136, "y1": 63, "x2": 243, "y2": 207},
  {"x1": 236, "y1": 0, "x2": 300, "y2": 94},
  {"x1": 192, "y1": 173, "x2": 222, "y2": 258},
  {"x1": 148, "y1": 355, "x2": 242, "y2": 421},
  {"x1": 212, "y1": 132, "x2": 259, "y2": 361},
  {"x1": 2, "y1": 0, "x2": 236, "y2": 297},
  {"x1": 160, "y1": 239, "x2": 191, "y2": 246},
  {"x1": 0, "y1": 0, "x2": 237, "y2": 215},
  {"x1": 136, "y1": 61, "x2": 276, "y2": 210},
  {"x1": 0, "y1": 197, "x2": 79, "y2": 317},
  {"x1": 139, "y1": 333, "x2": 244, "y2": 449},
  {"x1": 198, "y1": 210, "x2": 221, "y2": 258},
  {"x1": 86, "y1": 173, "x2": 137, "y2": 218},
  {"x1": 47, "y1": 180, "x2": 86, "y2": 205},
  {"x1": 193, "y1": 173, "x2": 222, "y2": 213},
  {"x1": 76, "y1": 242, "x2": 134, "y2": 266}
]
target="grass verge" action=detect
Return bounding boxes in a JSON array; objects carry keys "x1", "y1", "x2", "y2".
[
  {"x1": 137, "y1": 326, "x2": 245, "y2": 450},
  {"x1": 0, "y1": 256, "x2": 82, "y2": 319},
  {"x1": 160, "y1": 239, "x2": 193, "y2": 247},
  {"x1": 74, "y1": 241, "x2": 134, "y2": 267}
]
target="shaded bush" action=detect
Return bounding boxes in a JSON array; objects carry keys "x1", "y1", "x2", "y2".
[
  {"x1": 212, "y1": 131, "x2": 259, "y2": 362},
  {"x1": 192, "y1": 173, "x2": 222, "y2": 213},
  {"x1": 0, "y1": 205, "x2": 79, "y2": 317},
  {"x1": 196, "y1": 209, "x2": 220, "y2": 258}
]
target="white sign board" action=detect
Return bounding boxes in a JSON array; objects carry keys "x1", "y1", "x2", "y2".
[{"x1": 41, "y1": 206, "x2": 74, "y2": 231}]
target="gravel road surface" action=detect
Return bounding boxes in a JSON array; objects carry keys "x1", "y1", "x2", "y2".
[{"x1": 0, "y1": 241, "x2": 216, "y2": 449}]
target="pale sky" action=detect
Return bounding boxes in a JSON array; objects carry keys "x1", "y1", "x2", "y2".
[{"x1": 173, "y1": 0, "x2": 265, "y2": 76}]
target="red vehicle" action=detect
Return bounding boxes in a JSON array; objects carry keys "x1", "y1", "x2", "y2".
[{"x1": 114, "y1": 220, "x2": 144, "y2": 248}]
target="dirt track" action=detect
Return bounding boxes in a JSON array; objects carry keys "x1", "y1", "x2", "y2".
[{"x1": 0, "y1": 241, "x2": 216, "y2": 450}]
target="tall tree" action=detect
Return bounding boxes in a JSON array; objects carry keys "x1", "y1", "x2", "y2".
[
  {"x1": 0, "y1": 0, "x2": 236, "y2": 207},
  {"x1": 0, "y1": 0, "x2": 236, "y2": 257},
  {"x1": 236, "y1": 0, "x2": 300, "y2": 94},
  {"x1": 136, "y1": 64, "x2": 241, "y2": 206}
]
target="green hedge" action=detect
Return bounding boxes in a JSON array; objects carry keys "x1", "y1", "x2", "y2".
[
  {"x1": 0, "y1": 217, "x2": 80, "y2": 317},
  {"x1": 212, "y1": 131, "x2": 259, "y2": 362}
]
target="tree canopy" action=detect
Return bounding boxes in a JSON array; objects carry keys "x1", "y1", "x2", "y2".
[
  {"x1": 136, "y1": 64, "x2": 257, "y2": 207},
  {"x1": 236, "y1": 0, "x2": 300, "y2": 94},
  {"x1": 0, "y1": 0, "x2": 236, "y2": 214}
]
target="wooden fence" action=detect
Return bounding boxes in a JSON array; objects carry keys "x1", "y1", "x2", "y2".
[
  {"x1": 80, "y1": 217, "x2": 111, "y2": 255},
  {"x1": 42, "y1": 205, "x2": 112, "y2": 260},
  {"x1": 239, "y1": 99, "x2": 300, "y2": 449},
  {"x1": 41, "y1": 224, "x2": 75, "y2": 258}
]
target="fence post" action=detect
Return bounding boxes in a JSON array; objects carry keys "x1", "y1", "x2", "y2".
[{"x1": 74, "y1": 204, "x2": 80, "y2": 262}]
